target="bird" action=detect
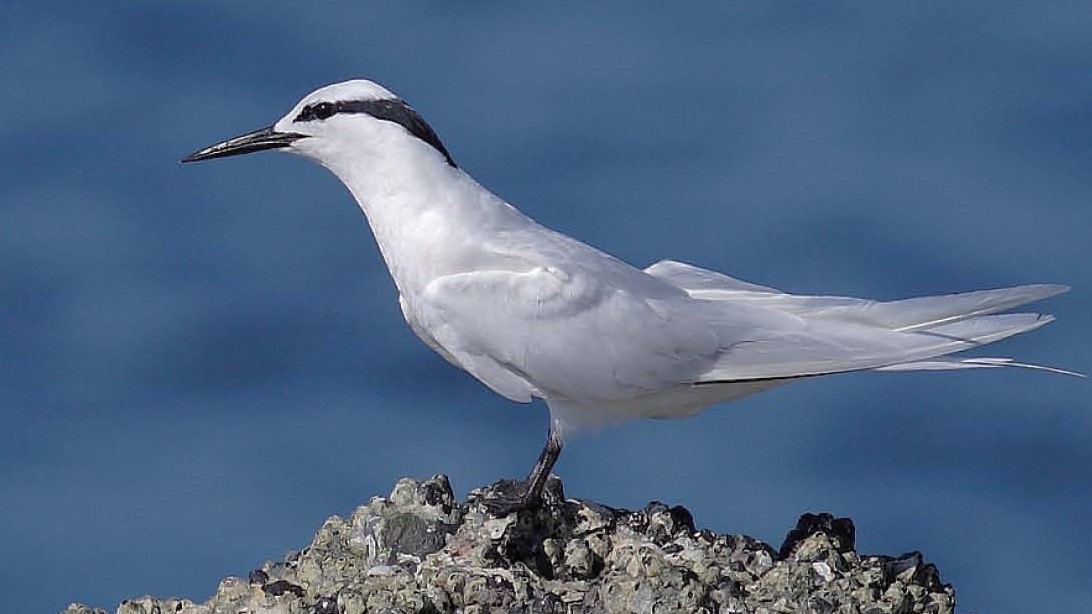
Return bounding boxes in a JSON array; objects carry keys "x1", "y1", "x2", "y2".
[{"x1": 182, "y1": 79, "x2": 1076, "y2": 514}]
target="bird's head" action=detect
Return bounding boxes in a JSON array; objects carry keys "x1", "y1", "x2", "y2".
[{"x1": 182, "y1": 79, "x2": 455, "y2": 169}]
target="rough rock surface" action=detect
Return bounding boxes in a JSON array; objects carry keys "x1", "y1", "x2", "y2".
[{"x1": 63, "y1": 475, "x2": 954, "y2": 614}]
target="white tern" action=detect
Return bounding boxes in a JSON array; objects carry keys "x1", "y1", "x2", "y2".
[{"x1": 183, "y1": 79, "x2": 1075, "y2": 513}]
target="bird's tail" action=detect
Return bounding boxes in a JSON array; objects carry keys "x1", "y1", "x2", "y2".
[
  {"x1": 874, "y1": 356, "x2": 1082, "y2": 376},
  {"x1": 817, "y1": 285, "x2": 1079, "y2": 375},
  {"x1": 863, "y1": 310, "x2": 1081, "y2": 377},
  {"x1": 646, "y1": 261, "x2": 1080, "y2": 381}
]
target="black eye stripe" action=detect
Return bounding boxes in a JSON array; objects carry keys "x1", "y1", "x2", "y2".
[{"x1": 294, "y1": 98, "x2": 456, "y2": 167}]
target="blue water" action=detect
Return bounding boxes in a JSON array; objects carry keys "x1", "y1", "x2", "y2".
[{"x1": 2, "y1": 3, "x2": 1090, "y2": 613}]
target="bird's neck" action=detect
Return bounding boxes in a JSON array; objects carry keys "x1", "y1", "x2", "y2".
[{"x1": 324, "y1": 146, "x2": 529, "y2": 297}]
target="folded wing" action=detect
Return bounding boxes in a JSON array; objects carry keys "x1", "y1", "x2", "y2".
[{"x1": 413, "y1": 265, "x2": 726, "y2": 404}]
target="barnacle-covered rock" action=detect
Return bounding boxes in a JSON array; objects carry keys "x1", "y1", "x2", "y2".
[{"x1": 62, "y1": 475, "x2": 955, "y2": 614}]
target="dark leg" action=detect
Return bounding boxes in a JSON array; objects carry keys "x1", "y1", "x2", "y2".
[{"x1": 482, "y1": 426, "x2": 563, "y2": 515}]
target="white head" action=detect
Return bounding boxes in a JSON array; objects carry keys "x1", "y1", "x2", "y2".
[{"x1": 182, "y1": 79, "x2": 456, "y2": 171}]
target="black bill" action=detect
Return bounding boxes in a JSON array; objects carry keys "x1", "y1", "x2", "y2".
[{"x1": 181, "y1": 126, "x2": 307, "y2": 163}]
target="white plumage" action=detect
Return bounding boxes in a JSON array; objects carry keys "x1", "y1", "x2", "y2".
[{"x1": 184, "y1": 79, "x2": 1075, "y2": 511}]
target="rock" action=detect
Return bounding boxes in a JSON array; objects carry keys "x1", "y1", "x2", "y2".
[{"x1": 61, "y1": 475, "x2": 955, "y2": 614}]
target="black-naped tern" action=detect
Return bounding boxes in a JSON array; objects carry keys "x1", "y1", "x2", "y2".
[{"x1": 183, "y1": 79, "x2": 1077, "y2": 514}]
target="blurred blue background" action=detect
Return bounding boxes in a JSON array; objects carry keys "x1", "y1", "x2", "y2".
[{"x1": 1, "y1": 2, "x2": 1089, "y2": 613}]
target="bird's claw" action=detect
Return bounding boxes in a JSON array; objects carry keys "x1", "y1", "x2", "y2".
[
  {"x1": 481, "y1": 493, "x2": 530, "y2": 516},
  {"x1": 479, "y1": 480, "x2": 539, "y2": 516}
]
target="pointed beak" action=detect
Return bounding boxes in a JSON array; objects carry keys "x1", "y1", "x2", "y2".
[{"x1": 181, "y1": 125, "x2": 308, "y2": 163}]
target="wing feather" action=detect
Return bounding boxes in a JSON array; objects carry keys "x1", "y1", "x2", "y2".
[
  {"x1": 413, "y1": 266, "x2": 723, "y2": 403},
  {"x1": 409, "y1": 256, "x2": 1068, "y2": 404}
]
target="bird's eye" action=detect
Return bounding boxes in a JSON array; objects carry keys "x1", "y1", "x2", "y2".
[{"x1": 294, "y1": 101, "x2": 341, "y2": 123}]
